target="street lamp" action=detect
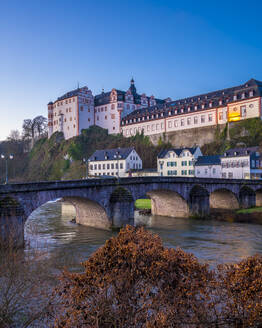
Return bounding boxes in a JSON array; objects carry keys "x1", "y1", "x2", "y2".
[
  {"x1": 1, "y1": 154, "x2": 14, "y2": 184},
  {"x1": 83, "y1": 158, "x2": 90, "y2": 179}
]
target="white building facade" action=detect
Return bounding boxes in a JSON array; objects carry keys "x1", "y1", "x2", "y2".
[
  {"x1": 121, "y1": 78, "x2": 262, "y2": 138},
  {"x1": 88, "y1": 147, "x2": 142, "y2": 177},
  {"x1": 195, "y1": 155, "x2": 222, "y2": 178},
  {"x1": 221, "y1": 147, "x2": 262, "y2": 179},
  {"x1": 48, "y1": 87, "x2": 94, "y2": 140},
  {"x1": 48, "y1": 79, "x2": 165, "y2": 140},
  {"x1": 157, "y1": 147, "x2": 202, "y2": 177}
]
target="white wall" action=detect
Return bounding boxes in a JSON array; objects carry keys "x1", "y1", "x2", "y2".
[
  {"x1": 221, "y1": 156, "x2": 250, "y2": 179},
  {"x1": 195, "y1": 165, "x2": 221, "y2": 178},
  {"x1": 157, "y1": 147, "x2": 202, "y2": 177}
]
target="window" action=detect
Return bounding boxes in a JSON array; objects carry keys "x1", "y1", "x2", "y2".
[
  {"x1": 94, "y1": 164, "x2": 97, "y2": 170},
  {"x1": 80, "y1": 106, "x2": 84, "y2": 111},
  {"x1": 204, "y1": 168, "x2": 208, "y2": 175},
  {"x1": 208, "y1": 114, "x2": 213, "y2": 122},
  {"x1": 120, "y1": 163, "x2": 123, "y2": 169},
  {"x1": 174, "y1": 120, "x2": 178, "y2": 127},
  {"x1": 187, "y1": 118, "x2": 191, "y2": 125},
  {"x1": 219, "y1": 112, "x2": 223, "y2": 120},
  {"x1": 181, "y1": 119, "x2": 184, "y2": 126},
  {"x1": 201, "y1": 115, "x2": 205, "y2": 123},
  {"x1": 90, "y1": 164, "x2": 93, "y2": 170},
  {"x1": 249, "y1": 90, "x2": 254, "y2": 97},
  {"x1": 228, "y1": 172, "x2": 233, "y2": 178},
  {"x1": 233, "y1": 95, "x2": 237, "y2": 101},
  {"x1": 103, "y1": 164, "x2": 105, "y2": 169},
  {"x1": 194, "y1": 116, "x2": 198, "y2": 124},
  {"x1": 98, "y1": 164, "x2": 101, "y2": 170},
  {"x1": 107, "y1": 164, "x2": 110, "y2": 169},
  {"x1": 111, "y1": 163, "x2": 114, "y2": 169},
  {"x1": 168, "y1": 121, "x2": 172, "y2": 128},
  {"x1": 222, "y1": 172, "x2": 226, "y2": 178}
]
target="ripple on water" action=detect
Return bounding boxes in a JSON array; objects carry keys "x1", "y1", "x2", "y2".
[{"x1": 24, "y1": 201, "x2": 262, "y2": 269}]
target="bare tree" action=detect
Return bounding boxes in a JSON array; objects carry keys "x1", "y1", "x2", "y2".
[
  {"x1": 7, "y1": 130, "x2": 21, "y2": 142},
  {"x1": 33, "y1": 116, "x2": 47, "y2": 137}
]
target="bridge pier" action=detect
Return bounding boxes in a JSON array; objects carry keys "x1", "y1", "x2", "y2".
[
  {"x1": 239, "y1": 187, "x2": 256, "y2": 209},
  {"x1": 109, "y1": 187, "x2": 134, "y2": 227},
  {"x1": 0, "y1": 198, "x2": 25, "y2": 248},
  {"x1": 189, "y1": 186, "x2": 210, "y2": 217}
]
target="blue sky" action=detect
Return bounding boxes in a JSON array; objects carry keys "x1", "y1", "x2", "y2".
[{"x1": 1, "y1": 0, "x2": 262, "y2": 140}]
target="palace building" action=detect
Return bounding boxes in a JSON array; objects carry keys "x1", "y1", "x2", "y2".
[
  {"x1": 120, "y1": 78, "x2": 262, "y2": 138},
  {"x1": 48, "y1": 79, "x2": 165, "y2": 139}
]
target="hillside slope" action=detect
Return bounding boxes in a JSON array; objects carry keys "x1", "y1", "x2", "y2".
[{"x1": 24, "y1": 126, "x2": 172, "y2": 181}]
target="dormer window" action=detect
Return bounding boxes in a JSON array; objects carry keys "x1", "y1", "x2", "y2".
[
  {"x1": 241, "y1": 92, "x2": 245, "y2": 99},
  {"x1": 181, "y1": 108, "x2": 184, "y2": 113},
  {"x1": 168, "y1": 111, "x2": 171, "y2": 116},
  {"x1": 219, "y1": 100, "x2": 222, "y2": 105},
  {"x1": 202, "y1": 104, "x2": 205, "y2": 109},
  {"x1": 175, "y1": 110, "x2": 177, "y2": 114},
  {"x1": 194, "y1": 105, "x2": 197, "y2": 110},
  {"x1": 249, "y1": 90, "x2": 254, "y2": 97},
  {"x1": 209, "y1": 102, "x2": 212, "y2": 108},
  {"x1": 233, "y1": 95, "x2": 237, "y2": 101},
  {"x1": 188, "y1": 106, "x2": 191, "y2": 111}
]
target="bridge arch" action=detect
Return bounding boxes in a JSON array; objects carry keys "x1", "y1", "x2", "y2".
[
  {"x1": 0, "y1": 196, "x2": 25, "y2": 248},
  {"x1": 189, "y1": 185, "x2": 209, "y2": 217},
  {"x1": 63, "y1": 196, "x2": 111, "y2": 230},
  {"x1": 147, "y1": 189, "x2": 189, "y2": 218},
  {"x1": 239, "y1": 186, "x2": 256, "y2": 208},
  {"x1": 210, "y1": 188, "x2": 239, "y2": 210},
  {"x1": 255, "y1": 188, "x2": 262, "y2": 206},
  {"x1": 109, "y1": 187, "x2": 134, "y2": 227}
]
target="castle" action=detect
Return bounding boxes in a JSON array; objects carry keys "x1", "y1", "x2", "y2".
[
  {"x1": 48, "y1": 78, "x2": 262, "y2": 142},
  {"x1": 48, "y1": 79, "x2": 166, "y2": 140}
]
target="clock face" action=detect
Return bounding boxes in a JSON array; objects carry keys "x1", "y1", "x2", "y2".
[{"x1": 233, "y1": 107, "x2": 238, "y2": 112}]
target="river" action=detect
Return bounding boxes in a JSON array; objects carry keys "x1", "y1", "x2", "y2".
[{"x1": 24, "y1": 200, "x2": 262, "y2": 269}]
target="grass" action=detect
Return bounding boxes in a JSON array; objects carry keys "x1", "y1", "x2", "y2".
[
  {"x1": 135, "y1": 199, "x2": 151, "y2": 210},
  {"x1": 237, "y1": 206, "x2": 262, "y2": 214}
]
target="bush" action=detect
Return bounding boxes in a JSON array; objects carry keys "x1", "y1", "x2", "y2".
[{"x1": 54, "y1": 226, "x2": 213, "y2": 327}]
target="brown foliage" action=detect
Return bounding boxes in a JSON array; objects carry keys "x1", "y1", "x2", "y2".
[
  {"x1": 217, "y1": 255, "x2": 262, "y2": 327},
  {"x1": 54, "y1": 226, "x2": 214, "y2": 327}
]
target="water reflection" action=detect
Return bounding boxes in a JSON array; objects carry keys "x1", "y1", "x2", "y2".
[{"x1": 25, "y1": 201, "x2": 262, "y2": 269}]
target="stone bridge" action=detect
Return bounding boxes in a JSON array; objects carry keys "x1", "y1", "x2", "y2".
[{"x1": 0, "y1": 176, "x2": 262, "y2": 247}]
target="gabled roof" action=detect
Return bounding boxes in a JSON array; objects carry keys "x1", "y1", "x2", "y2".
[
  {"x1": 195, "y1": 155, "x2": 221, "y2": 166},
  {"x1": 121, "y1": 78, "x2": 262, "y2": 125},
  {"x1": 89, "y1": 147, "x2": 136, "y2": 161},
  {"x1": 222, "y1": 146, "x2": 259, "y2": 158},
  {"x1": 157, "y1": 147, "x2": 199, "y2": 159}
]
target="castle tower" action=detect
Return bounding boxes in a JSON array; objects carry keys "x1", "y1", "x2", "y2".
[
  {"x1": 47, "y1": 102, "x2": 54, "y2": 138},
  {"x1": 129, "y1": 77, "x2": 137, "y2": 95}
]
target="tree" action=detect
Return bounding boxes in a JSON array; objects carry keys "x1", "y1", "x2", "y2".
[
  {"x1": 33, "y1": 115, "x2": 47, "y2": 137},
  {"x1": 54, "y1": 226, "x2": 213, "y2": 327},
  {"x1": 22, "y1": 119, "x2": 35, "y2": 140},
  {"x1": 22, "y1": 116, "x2": 48, "y2": 141},
  {"x1": 7, "y1": 130, "x2": 21, "y2": 142}
]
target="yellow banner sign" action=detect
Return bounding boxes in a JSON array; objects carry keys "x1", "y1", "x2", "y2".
[{"x1": 228, "y1": 105, "x2": 241, "y2": 122}]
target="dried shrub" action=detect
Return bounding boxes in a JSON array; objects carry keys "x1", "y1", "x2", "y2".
[
  {"x1": 54, "y1": 225, "x2": 214, "y2": 327},
  {"x1": 217, "y1": 255, "x2": 262, "y2": 327}
]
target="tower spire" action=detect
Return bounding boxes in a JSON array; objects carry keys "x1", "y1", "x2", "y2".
[{"x1": 129, "y1": 77, "x2": 136, "y2": 95}]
